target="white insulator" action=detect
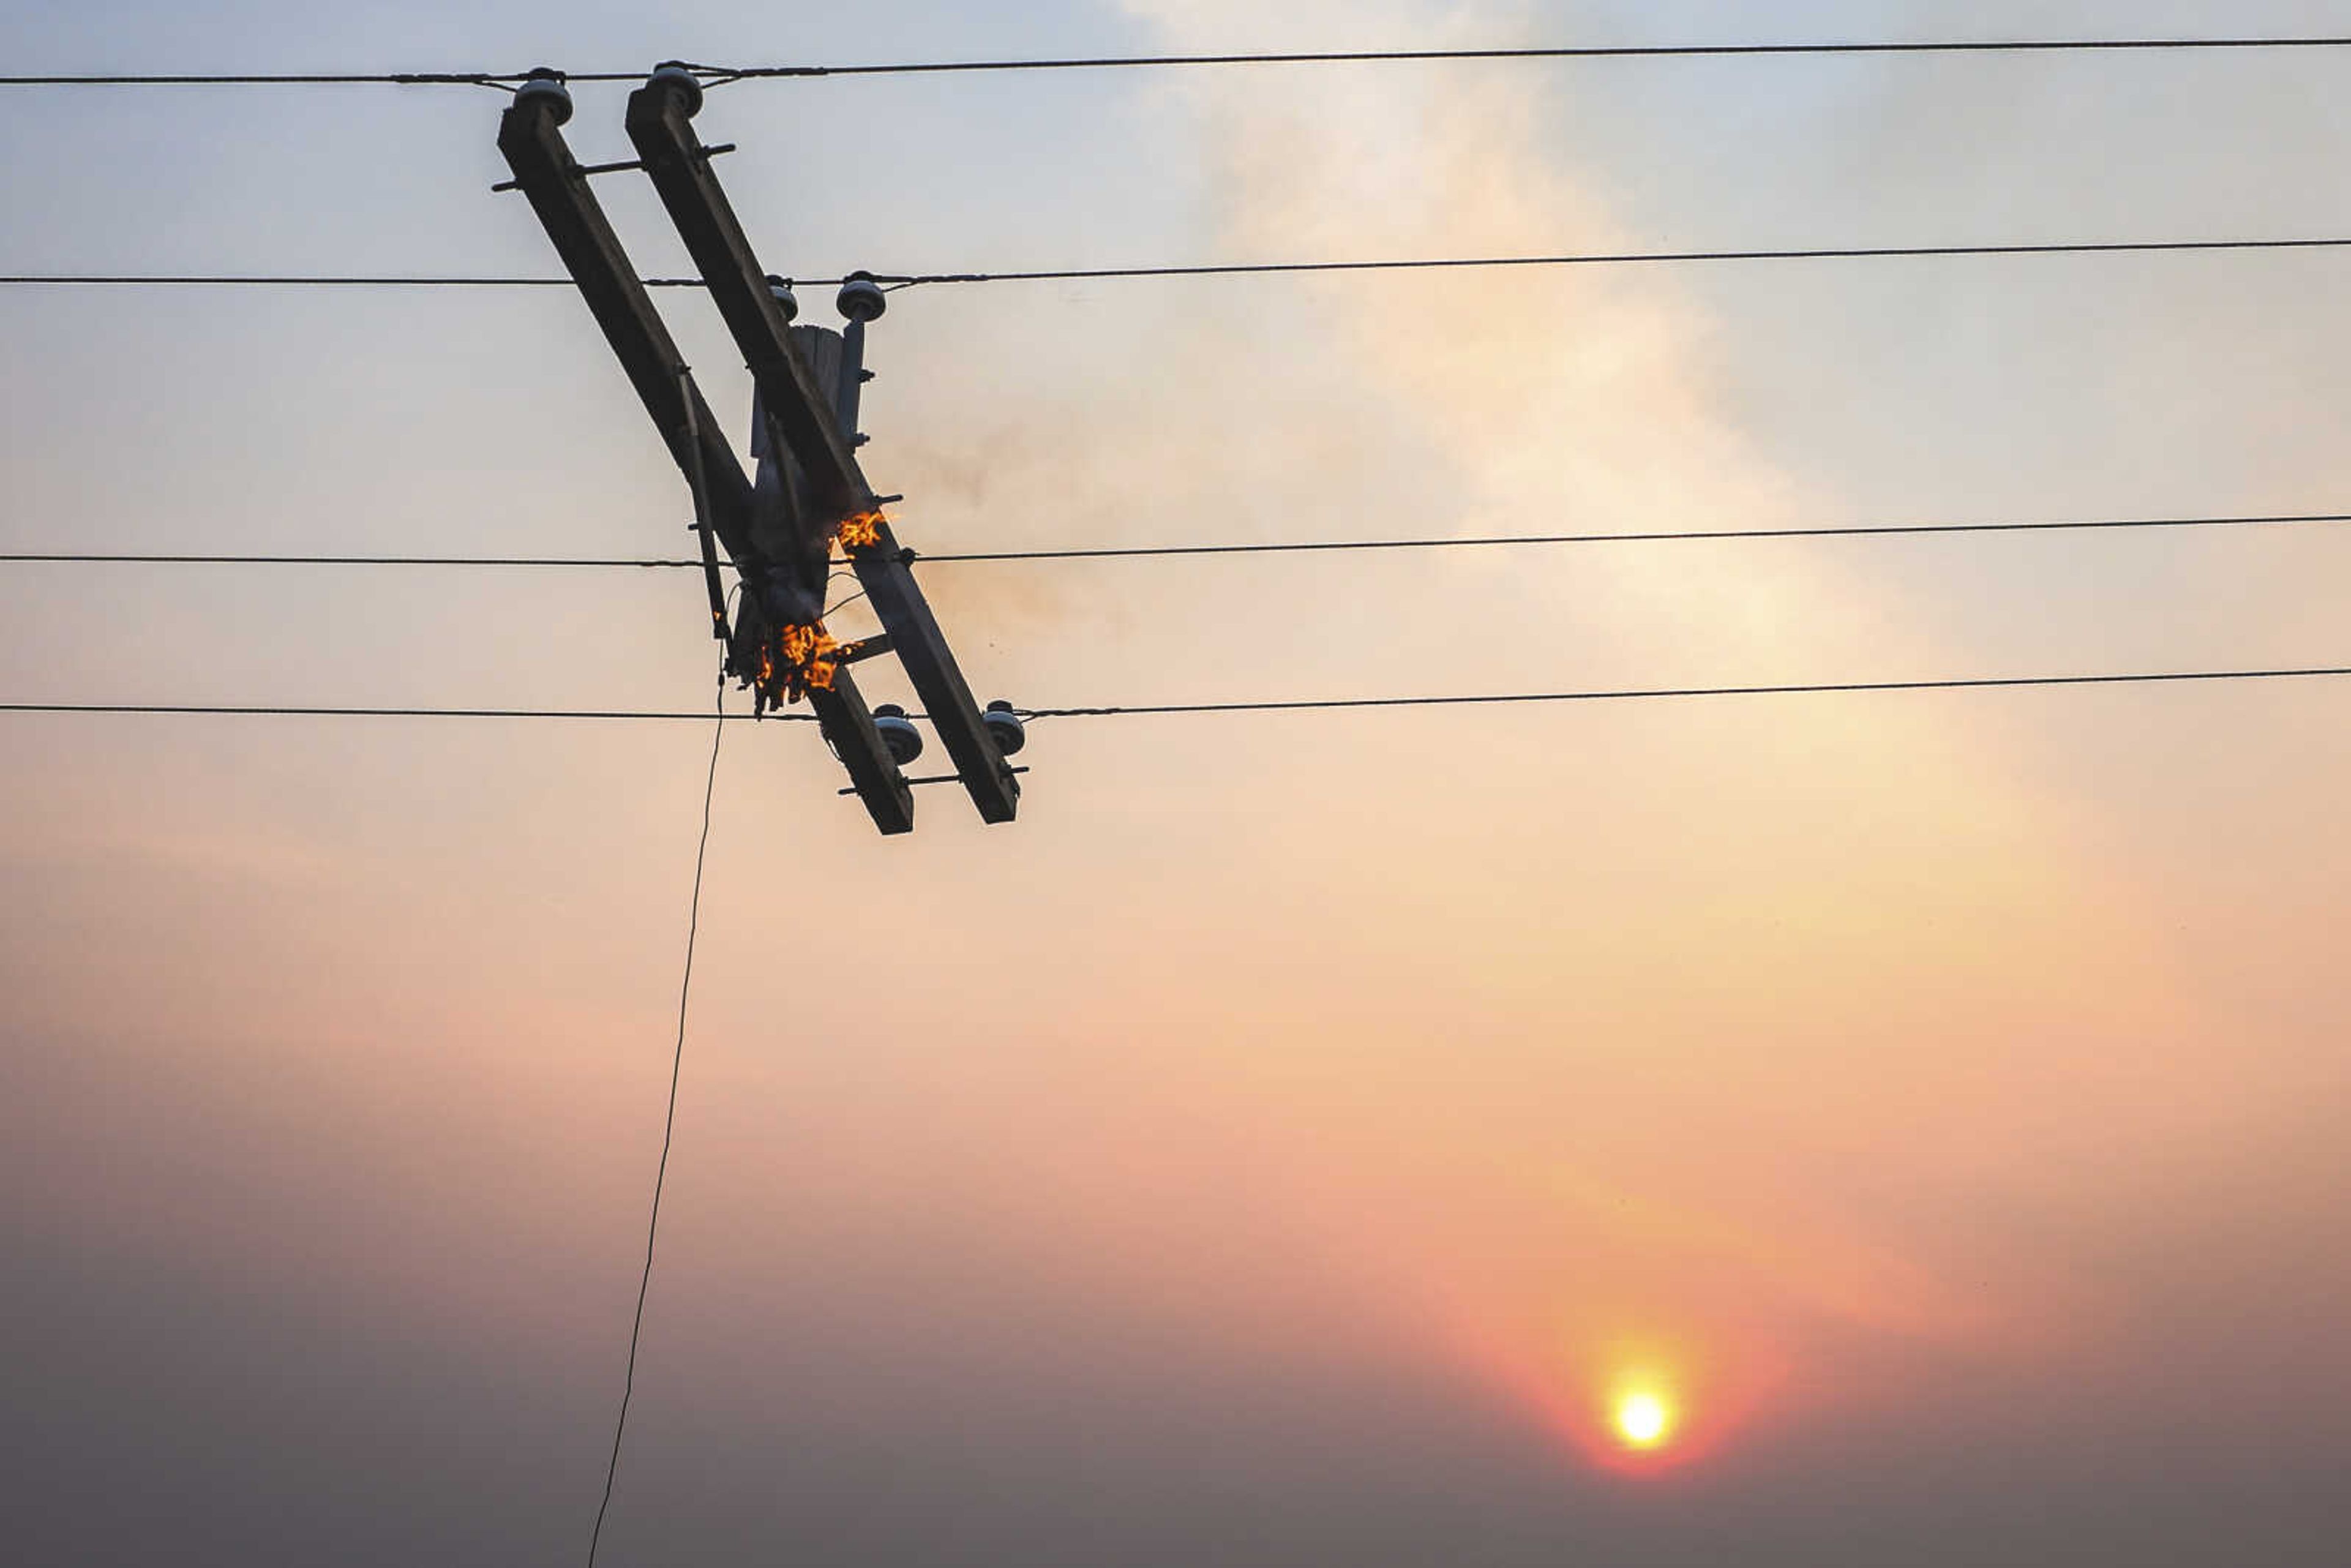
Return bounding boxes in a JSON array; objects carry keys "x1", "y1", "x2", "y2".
[
  {"x1": 837, "y1": 272, "x2": 888, "y2": 324},
  {"x1": 647, "y1": 62, "x2": 705, "y2": 117},
  {"x1": 873, "y1": 704, "x2": 924, "y2": 767},
  {"x1": 982, "y1": 700, "x2": 1027, "y2": 757},
  {"x1": 514, "y1": 72, "x2": 573, "y2": 125}
]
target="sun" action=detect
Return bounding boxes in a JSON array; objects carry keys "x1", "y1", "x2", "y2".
[{"x1": 1614, "y1": 1392, "x2": 1674, "y2": 1450}]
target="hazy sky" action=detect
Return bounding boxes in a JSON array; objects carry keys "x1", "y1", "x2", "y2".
[{"x1": 4, "y1": 2, "x2": 2350, "y2": 1564}]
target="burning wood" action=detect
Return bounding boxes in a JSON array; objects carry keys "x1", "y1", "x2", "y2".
[
  {"x1": 779, "y1": 623, "x2": 840, "y2": 697},
  {"x1": 733, "y1": 612, "x2": 840, "y2": 714}
]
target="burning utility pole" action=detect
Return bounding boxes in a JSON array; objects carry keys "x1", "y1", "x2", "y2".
[{"x1": 495, "y1": 64, "x2": 1026, "y2": 835}]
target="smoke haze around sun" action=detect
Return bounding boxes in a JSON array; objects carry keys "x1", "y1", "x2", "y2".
[{"x1": 1059, "y1": 0, "x2": 2351, "y2": 1477}]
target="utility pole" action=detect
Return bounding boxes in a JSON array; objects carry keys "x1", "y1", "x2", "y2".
[
  {"x1": 496, "y1": 65, "x2": 1026, "y2": 834},
  {"x1": 623, "y1": 66, "x2": 1021, "y2": 826}
]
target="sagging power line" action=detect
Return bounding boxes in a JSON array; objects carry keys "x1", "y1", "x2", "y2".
[
  {"x1": 10, "y1": 666, "x2": 2351, "y2": 724},
  {"x1": 10, "y1": 33, "x2": 2351, "y2": 88},
  {"x1": 14, "y1": 233, "x2": 2351, "y2": 291},
  {"x1": 9, "y1": 509, "x2": 2347, "y2": 571}
]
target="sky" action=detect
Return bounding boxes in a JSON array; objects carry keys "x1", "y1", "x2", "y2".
[{"x1": 4, "y1": 1, "x2": 2350, "y2": 1562}]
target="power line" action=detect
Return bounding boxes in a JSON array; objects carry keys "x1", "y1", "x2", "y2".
[
  {"x1": 0, "y1": 72, "x2": 537, "y2": 87},
  {"x1": 1014, "y1": 666, "x2": 2351, "y2": 718},
  {"x1": 13, "y1": 234, "x2": 2351, "y2": 293},
  {"x1": 8, "y1": 667, "x2": 2351, "y2": 725},
  {"x1": 0, "y1": 276, "x2": 689, "y2": 288},
  {"x1": 9, "y1": 36, "x2": 2351, "y2": 89},
  {"x1": 917, "y1": 511, "x2": 2351, "y2": 563},
  {"x1": 705, "y1": 37, "x2": 2351, "y2": 78},
  {"x1": 586, "y1": 683, "x2": 726, "y2": 1568},
  {"x1": 0, "y1": 553, "x2": 708, "y2": 568},
  {"x1": 0, "y1": 702, "x2": 810, "y2": 721},
  {"x1": 7, "y1": 510, "x2": 2349, "y2": 572},
  {"x1": 878, "y1": 236, "x2": 2351, "y2": 288}
]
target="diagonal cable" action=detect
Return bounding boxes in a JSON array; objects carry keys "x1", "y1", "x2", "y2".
[{"x1": 585, "y1": 679, "x2": 727, "y2": 1567}]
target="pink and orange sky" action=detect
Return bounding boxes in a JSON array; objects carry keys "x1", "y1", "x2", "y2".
[{"x1": 4, "y1": 2, "x2": 2349, "y2": 1562}]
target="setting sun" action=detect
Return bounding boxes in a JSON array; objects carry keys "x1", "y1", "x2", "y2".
[{"x1": 1615, "y1": 1393, "x2": 1674, "y2": 1449}]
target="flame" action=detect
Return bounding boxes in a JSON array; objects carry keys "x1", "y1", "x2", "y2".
[
  {"x1": 780, "y1": 623, "x2": 839, "y2": 694},
  {"x1": 839, "y1": 511, "x2": 885, "y2": 551},
  {"x1": 736, "y1": 621, "x2": 839, "y2": 711}
]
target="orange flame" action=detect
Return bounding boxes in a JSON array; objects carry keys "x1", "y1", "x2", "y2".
[
  {"x1": 780, "y1": 623, "x2": 839, "y2": 694},
  {"x1": 839, "y1": 511, "x2": 885, "y2": 551}
]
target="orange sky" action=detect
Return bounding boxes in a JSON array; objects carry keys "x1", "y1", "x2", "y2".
[{"x1": 4, "y1": 1, "x2": 2350, "y2": 1562}]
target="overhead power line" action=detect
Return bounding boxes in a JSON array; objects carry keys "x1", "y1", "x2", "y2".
[
  {"x1": 0, "y1": 71, "x2": 532, "y2": 88},
  {"x1": 0, "y1": 552, "x2": 711, "y2": 568},
  {"x1": 6, "y1": 510, "x2": 2349, "y2": 572},
  {"x1": 921, "y1": 510, "x2": 2351, "y2": 563},
  {"x1": 879, "y1": 236, "x2": 2351, "y2": 287},
  {"x1": 0, "y1": 703, "x2": 811, "y2": 721},
  {"x1": 1013, "y1": 666, "x2": 2351, "y2": 718},
  {"x1": 702, "y1": 37, "x2": 2351, "y2": 78},
  {"x1": 0, "y1": 275, "x2": 609, "y2": 288},
  {"x1": 13, "y1": 234, "x2": 2351, "y2": 293},
  {"x1": 8, "y1": 666, "x2": 2351, "y2": 725},
  {"x1": 10, "y1": 36, "x2": 2351, "y2": 88}
]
